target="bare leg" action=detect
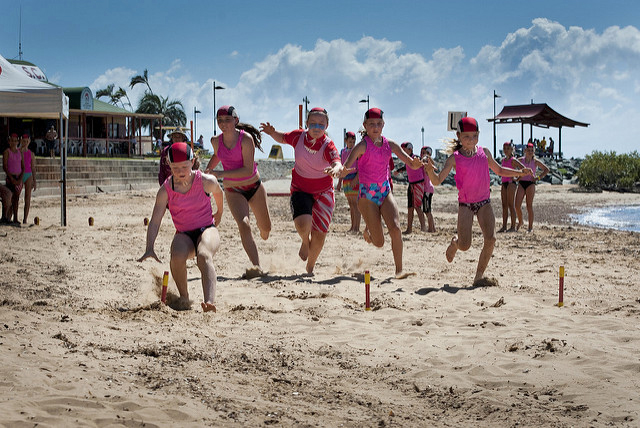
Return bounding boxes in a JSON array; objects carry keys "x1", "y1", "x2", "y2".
[
  {"x1": 507, "y1": 182, "x2": 518, "y2": 231},
  {"x1": 294, "y1": 214, "x2": 312, "y2": 261},
  {"x1": 226, "y1": 191, "x2": 261, "y2": 267},
  {"x1": 416, "y1": 208, "x2": 427, "y2": 232},
  {"x1": 515, "y1": 184, "x2": 525, "y2": 231},
  {"x1": 525, "y1": 185, "x2": 536, "y2": 232},
  {"x1": 170, "y1": 233, "x2": 196, "y2": 308},
  {"x1": 248, "y1": 184, "x2": 271, "y2": 240},
  {"x1": 499, "y1": 184, "x2": 508, "y2": 232},
  {"x1": 447, "y1": 205, "x2": 474, "y2": 263},
  {"x1": 404, "y1": 208, "x2": 414, "y2": 234},
  {"x1": 379, "y1": 193, "x2": 406, "y2": 276},
  {"x1": 474, "y1": 203, "x2": 497, "y2": 282},
  {"x1": 426, "y1": 212, "x2": 435, "y2": 232},
  {"x1": 22, "y1": 177, "x2": 33, "y2": 224},
  {"x1": 306, "y1": 229, "x2": 327, "y2": 274},
  {"x1": 358, "y1": 198, "x2": 385, "y2": 247},
  {"x1": 346, "y1": 194, "x2": 361, "y2": 232},
  {"x1": 196, "y1": 227, "x2": 221, "y2": 312}
]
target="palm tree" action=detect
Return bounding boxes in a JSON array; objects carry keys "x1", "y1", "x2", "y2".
[
  {"x1": 135, "y1": 92, "x2": 186, "y2": 140},
  {"x1": 95, "y1": 84, "x2": 132, "y2": 110},
  {"x1": 129, "y1": 69, "x2": 153, "y2": 95}
]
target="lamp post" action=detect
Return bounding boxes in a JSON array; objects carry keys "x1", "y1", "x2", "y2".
[
  {"x1": 493, "y1": 90, "x2": 501, "y2": 158},
  {"x1": 213, "y1": 81, "x2": 225, "y2": 135},
  {"x1": 421, "y1": 126, "x2": 424, "y2": 147},
  {"x1": 359, "y1": 95, "x2": 370, "y2": 111},
  {"x1": 193, "y1": 107, "x2": 201, "y2": 140},
  {"x1": 302, "y1": 96, "x2": 310, "y2": 119}
]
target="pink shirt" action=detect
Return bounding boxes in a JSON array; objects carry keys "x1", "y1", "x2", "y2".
[
  {"x1": 164, "y1": 170, "x2": 213, "y2": 233},
  {"x1": 216, "y1": 130, "x2": 259, "y2": 185},
  {"x1": 341, "y1": 147, "x2": 358, "y2": 179},
  {"x1": 283, "y1": 129, "x2": 339, "y2": 194},
  {"x1": 501, "y1": 157, "x2": 515, "y2": 183},
  {"x1": 406, "y1": 155, "x2": 425, "y2": 183},
  {"x1": 519, "y1": 157, "x2": 537, "y2": 181},
  {"x1": 358, "y1": 136, "x2": 391, "y2": 185},
  {"x1": 424, "y1": 172, "x2": 434, "y2": 194},
  {"x1": 6, "y1": 148, "x2": 22, "y2": 174},
  {"x1": 454, "y1": 146, "x2": 490, "y2": 204}
]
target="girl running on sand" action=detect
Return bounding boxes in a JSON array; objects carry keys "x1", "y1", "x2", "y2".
[
  {"x1": 424, "y1": 117, "x2": 532, "y2": 285},
  {"x1": 338, "y1": 108, "x2": 423, "y2": 279},
  {"x1": 515, "y1": 142, "x2": 549, "y2": 232},
  {"x1": 138, "y1": 143, "x2": 223, "y2": 312},
  {"x1": 205, "y1": 106, "x2": 271, "y2": 279},
  {"x1": 420, "y1": 146, "x2": 436, "y2": 233},
  {"x1": 260, "y1": 107, "x2": 342, "y2": 275},
  {"x1": 498, "y1": 141, "x2": 525, "y2": 232},
  {"x1": 336, "y1": 131, "x2": 361, "y2": 233}
]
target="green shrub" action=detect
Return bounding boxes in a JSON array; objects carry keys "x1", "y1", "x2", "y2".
[{"x1": 576, "y1": 151, "x2": 640, "y2": 189}]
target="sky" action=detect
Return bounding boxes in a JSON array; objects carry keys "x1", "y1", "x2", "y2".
[{"x1": 1, "y1": 0, "x2": 639, "y2": 159}]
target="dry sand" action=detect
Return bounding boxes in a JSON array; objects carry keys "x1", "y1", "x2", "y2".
[{"x1": 1, "y1": 183, "x2": 639, "y2": 427}]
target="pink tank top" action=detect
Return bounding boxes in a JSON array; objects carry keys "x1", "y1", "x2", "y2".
[
  {"x1": 406, "y1": 156, "x2": 425, "y2": 183},
  {"x1": 164, "y1": 170, "x2": 213, "y2": 233},
  {"x1": 293, "y1": 132, "x2": 331, "y2": 180},
  {"x1": 501, "y1": 157, "x2": 515, "y2": 183},
  {"x1": 341, "y1": 147, "x2": 357, "y2": 179},
  {"x1": 6, "y1": 149, "x2": 22, "y2": 175},
  {"x1": 358, "y1": 136, "x2": 391, "y2": 185},
  {"x1": 519, "y1": 157, "x2": 536, "y2": 181},
  {"x1": 454, "y1": 146, "x2": 490, "y2": 204},
  {"x1": 216, "y1": 130, "x2": 258, "y2": 185}
]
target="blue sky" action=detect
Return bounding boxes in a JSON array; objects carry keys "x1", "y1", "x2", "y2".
[{"x1": 1, "y1": 0, "x2": 639, "y2": 159}]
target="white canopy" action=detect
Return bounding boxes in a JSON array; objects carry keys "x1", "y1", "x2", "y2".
[{"x1": 0, "y1": 53, "x2": 69, "y2": 119}]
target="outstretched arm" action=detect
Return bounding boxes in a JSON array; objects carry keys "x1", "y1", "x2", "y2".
[
  {"x1": 335, "y1": 140, "x2": 366, "y2": 177},
  {"x1": 425, "y1": 155, "x2": 455, "y2": 186},
  {"x1": 138, "y1": 186, "x2": 168, "y2": 263},
  {"x1": 485, "y1": 148, "x2": 532, "y2": 178},
  {"x1": 260, "y1": 122, "x2": 285, "y2": 144},
  {"x1": 202, "y1": 173, "x2": 224, "y2": 227}
]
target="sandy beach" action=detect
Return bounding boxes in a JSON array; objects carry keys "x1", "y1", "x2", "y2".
[{"x1": 1, "y1": 182, "x2": 639, "y2": 427}]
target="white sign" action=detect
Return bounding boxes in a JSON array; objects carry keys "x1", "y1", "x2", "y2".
[
  {"x1": 80, "y1": 87, "x2": 94, "y2": 110},
  {"x1": 13, "y1": 64, "x2": 48, "y2": 82},
  {"x1": 447, "y1": 111, "x2": 467, "y2": 131}
]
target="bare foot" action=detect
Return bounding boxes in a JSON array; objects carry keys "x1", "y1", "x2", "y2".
[
  {"x1": 402, "y1": 229, "x2": 412, "y2": 235},
  {"x1": 201, "y1": 302, "x2": 217, "y2": 312},
  {"x1": 507, "y1": 227, "x2": 516, "y2": 233},
  {"x1": 245, "y1": 266, "x2": 265, "y2": 279},
  {"x1": 497, "y1": 227, "x2": 506, "y2": 233},
  {"x1": 299, "y1": 242, "x2": 309, "y2": 261},
  {"x1": 445, "y1": 237, "x2": 458, "y2": 263},
  {"x1": 175, "y1": 297, "x2": 193, "y2": 311},
  {"x1": 527, "y1": 228, "x2": 533, "y2": 233},
  {"x1": 363, "y1": 228, "x2": 372, "y2": 244},
  {"x1": 420, "y1": 227, "x2": 428, "y2": 232},
  {"x1": 395, "y1": 271, "x2": 416, "y2": 279}
]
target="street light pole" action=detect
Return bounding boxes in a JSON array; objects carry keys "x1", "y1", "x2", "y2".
[
  {"x1": 213, "y1": 81, "x2": 225, "y2": 136},
  {"x1": 302, "y1": 96, "x2": 310, "y2": 119},
  {"x1": 421, "y1": 127, "x2": 424, "y2": 147},
  {"x1": 493, "y1": 90, "x2": 501, "y2": 158},
  {"x1": 359, "y1": 95, "x2": 370, "y2": 111},
  {"x1": 194, "y1": 106, "x2": 201, "y2": 140}
]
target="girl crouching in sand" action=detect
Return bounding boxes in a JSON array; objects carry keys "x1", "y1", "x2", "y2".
[
  {"x1": 424, "y1": 117, "x2": 532, "y2": 285},
  {"x1": 338, "y1": 108, "x2": 423, "y2": 279},
  {"x1": 138, "y1": 143, "x2": 224, "y2": 312}
]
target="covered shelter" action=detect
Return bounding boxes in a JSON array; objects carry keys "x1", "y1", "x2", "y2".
[
  {"x1": 0, "y1": 53, "x2": 70, "y2": 226},
  {"x1": 488, "y1": 103, "x2": 589, "y2": 158}
]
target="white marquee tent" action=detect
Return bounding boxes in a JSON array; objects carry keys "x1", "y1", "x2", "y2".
[{"x1": 0, "y1": 53, "x2": 70, "y2": 225}]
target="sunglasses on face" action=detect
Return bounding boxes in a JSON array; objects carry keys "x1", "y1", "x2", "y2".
[{"x1": 308, "y1": 123, "x2": 326, "y2": 130}]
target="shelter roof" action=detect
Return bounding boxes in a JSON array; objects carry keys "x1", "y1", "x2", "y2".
[{"x1": 488, "y1": 103, "x2": 589, "y2": 129}]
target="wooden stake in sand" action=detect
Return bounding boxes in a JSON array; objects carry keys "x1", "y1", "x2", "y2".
[
  {"x1": 364, "y1": 270, "x2": 371, "y2": 311},
  {"x1": 558, "y1": 265, "x2": 564, "y2": 307},
  {"x1": 161, "y1": 271, "x2": 169, "y2": 303},
  {"x1": 88, "y1": 217, "x2": 94, "y2": 226},
  {"x1": 144, "y1": 217, "x2": 149, "y2": 226}
]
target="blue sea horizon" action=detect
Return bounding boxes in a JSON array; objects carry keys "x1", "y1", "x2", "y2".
[{"x1": 571, "y1": 205, "x2": 640, "y2": 232}]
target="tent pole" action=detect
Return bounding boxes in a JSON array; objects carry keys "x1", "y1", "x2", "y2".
[{"x1": 59, "y1": 113, "x2": 67, "y2": 226}]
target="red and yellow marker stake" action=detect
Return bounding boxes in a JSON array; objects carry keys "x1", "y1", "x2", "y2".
[
  {"x1": 88, "y1": 216, "x2": 94, "y2": 226},
  {"x1": 558, "y1": 266, "x2": 564, "y2": 307},
  {"x1": 161, "y1": 271, "x2": 169, "y2": 304},
  {"x1": 33, "y1": 216, "x2": 40, "y2": 225},
  {"x1": 364, "y1": 270, "x2": 371, "y2": 311},
  {"x1": 144, "y1": 217, "x2": 149, "y2": 226}
]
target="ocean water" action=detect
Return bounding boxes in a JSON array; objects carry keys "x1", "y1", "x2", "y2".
[{"x1": 571, "y1": 205, "x2": 640, "y2": 232}]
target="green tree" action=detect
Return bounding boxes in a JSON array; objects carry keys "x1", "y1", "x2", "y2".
[
  {"x1": 96, "y1": 84, "x2": 132, "y2": 110},
  {"x1": 129, "y1": 69, "x2": 153, "y2": 95},
  {"x1": 135, "y1": 92, "x2": 186, "y2": 140}
]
